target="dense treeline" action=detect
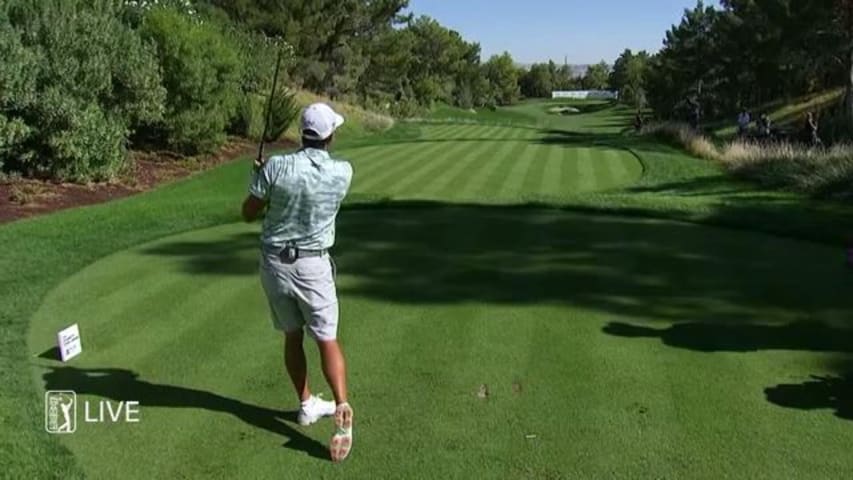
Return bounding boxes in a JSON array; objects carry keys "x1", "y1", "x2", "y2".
[
  {"x1": 199, "y1": 1, "x2": 522, "y2": 113},
  {"x1": 0, "y1": 0, "x2": 524, "y2": 181},
  {"x1": 0, "y1": 0, "x2": 291, "y2": 180},
  {"x1": 517, "y1": 61, "x2": 614, "y2": 99},
  {"x1": 644, "y1": 0, "x2": 853, "y2": 134}
]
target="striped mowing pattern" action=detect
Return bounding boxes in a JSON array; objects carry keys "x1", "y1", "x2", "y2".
[
  {"x1": 341, "y1": 124, "x2": 642, "y2": 201},
  {"x1": 29, "y1": 215, "x2": 853, "y2": 479}
]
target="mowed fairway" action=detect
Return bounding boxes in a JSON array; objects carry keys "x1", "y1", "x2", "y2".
[
  {"x1": 20, "y1": 105, "x2": 853, "y2": 479},
  {"x1": 28, "y1": 213, "x2": 852, "y2": 479},
  {"x1": 341, "y1": 124, "x2": 642, "y2": 201}
]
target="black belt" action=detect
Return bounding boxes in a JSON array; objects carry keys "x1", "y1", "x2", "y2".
[{"x1": 279, "y1": 246, "x2": 327, "y2": 262}]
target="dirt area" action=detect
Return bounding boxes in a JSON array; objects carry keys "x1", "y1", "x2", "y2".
[{"x1": 0, "y1": 138, "x2": 295, "y2": 225}]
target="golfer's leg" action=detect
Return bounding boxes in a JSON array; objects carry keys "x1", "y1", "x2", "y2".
[
  {"x1": 261, "y1": 261, "x2": 311, "y2": 404},
  {"x1": 317, "y1": 340, "x2": 347, "y2": 405},
  {"x1": 318, "y1": 339, "x2": 353, "y2": 463},
  {"x1": 285, "y1": 330, "x2": 311, "y2": 402}
]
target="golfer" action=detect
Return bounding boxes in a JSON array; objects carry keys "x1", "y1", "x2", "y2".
[{"x1": 242, "y1": 103, "x2": 354, "y2": 462}]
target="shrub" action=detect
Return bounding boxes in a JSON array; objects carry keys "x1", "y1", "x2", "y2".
[
  {"x1": 262, "y1": 88, "x2": 300, "y2": 142},
  {"x1": 140, "y1": 7, "x2": 242, "y2": 153},
  {"x1": 232, "y1": 93, "x2": 266, "y2": 141},
  {"x1": 719, "y1": 141, "x2": 853, "y2": 197},
  {"x1": 640, "y1": 122, "x2": 719, "y2": 160},
  {"x1": 0, "y1": 0, "x2": 165, "y2": 181},
  {"x1": 361, "y1": 110, "x2": 395, "y2": 132},
  {"x1": 641, "y1": 122, "x2": 853, "y2": 198},
  {"x1": 225, "y1": 28, "x2": 299, "y2": 142},
  {"x1": 40, "y1": 90, "x2": 128, "y2": 181}
]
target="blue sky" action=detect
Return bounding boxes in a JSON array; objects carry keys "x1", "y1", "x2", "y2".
[{"x1": 406, "y1": 0, "x2": 719, "y2": 64}]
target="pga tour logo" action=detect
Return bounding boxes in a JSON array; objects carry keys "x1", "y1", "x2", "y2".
[
  {"x1": 45, "y1": 391, "x2": 77, "y2": 434},
  {"x1": 45, "y1": 391, "x2": 141, "y2": 434}
]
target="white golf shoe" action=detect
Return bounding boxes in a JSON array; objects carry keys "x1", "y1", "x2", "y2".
[
  {"x1": 297, "y1": 395, "x2": 336, "y2": 426},
  {"x1": 330, "y1": 402, "x2": 353, "y2": 463}
]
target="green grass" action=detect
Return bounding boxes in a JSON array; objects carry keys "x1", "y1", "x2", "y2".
[
  {"x1": 342, "y1": 124, "x2": 642, "y2": 199},
  {"x1": 3, "y1": 101, "x2": 853, "y2": 479},
  {"x1": 425, "y1": 103, "x2": 542, "y2": 126}
]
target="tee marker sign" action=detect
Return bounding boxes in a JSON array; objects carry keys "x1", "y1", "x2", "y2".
[{"x1": 57, "y1": 324, "x2": 82, "y2": 362}]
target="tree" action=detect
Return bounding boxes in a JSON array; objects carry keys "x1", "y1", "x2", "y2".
[
  {"x1": 645, "y1": 0, "x2": 846, "y2": 122},
  {"x1": 483, "y1": 52, "x2": 521, "y2": 106},
  {"x1": 610, "y1": 49, "x2": 650, "y2": 108},
  {"x1": 837, "y1": 0, "x2": 853, "y2": 127},
  {"x1": 582, "y1": 61, "x2": 611, "y2": 90},
  {"x1": 520, "y1": 63, "x2": 554, "y2": 98},
  {"x1": 199, "y1": 0, "x2": 409, "y2": 98},
  {"x1": 645, "y1": 1, "x2": 723, "y2": 118}
]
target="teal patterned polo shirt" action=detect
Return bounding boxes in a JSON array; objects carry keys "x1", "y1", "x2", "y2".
[{"x1": 249, "y1": 148, "x2": 353, "y2": 251}]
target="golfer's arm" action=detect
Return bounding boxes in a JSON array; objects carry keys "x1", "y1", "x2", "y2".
[{"x1": 242, "y1": 195, "x2": 267, "y2": 222}]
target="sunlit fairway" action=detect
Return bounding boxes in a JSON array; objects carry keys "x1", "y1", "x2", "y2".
[{"x1": 342, "y1": 124, "x2": 642, "y2": 201}]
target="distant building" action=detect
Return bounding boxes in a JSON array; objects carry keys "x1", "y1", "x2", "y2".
[{"x1": 552, "y1": 90, "x2": 618, "y2": 100}]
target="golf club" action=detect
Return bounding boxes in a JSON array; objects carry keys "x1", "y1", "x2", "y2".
[{"x1": 255, "y1": 46, "x2": 285, "y2": 171}]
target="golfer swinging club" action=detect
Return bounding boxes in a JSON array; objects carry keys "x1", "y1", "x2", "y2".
[{"x1": 242, "y1": 103, "x2": 354, "y2": 462}]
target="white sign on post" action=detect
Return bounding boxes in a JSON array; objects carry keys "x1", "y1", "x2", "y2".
[{"x1": 57, "y1": 324, "x2": 82, "y2": 362}]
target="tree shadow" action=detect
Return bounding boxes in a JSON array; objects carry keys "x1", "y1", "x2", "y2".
[
  {"x1": 142, "y1": 204, "x2": 852, "y2": 326},
  {"x1": 625, "y1": 175, "x2": 751, "y2": 197},
  {"x1": 535, "y1": 129, "x2": 676, "y2": 155},
  {"x1": 42, "y1": 367, "x2": 329, "y2": 459},
  {"x1": 141, "y1": 231, "x2": 260, "y2": 276},
  {"x1": 604, "y1": 319, "x2": 853, "y2": 421},
  {"x1": 602, "y1": 321, "x2": 853, "y2": 353}
]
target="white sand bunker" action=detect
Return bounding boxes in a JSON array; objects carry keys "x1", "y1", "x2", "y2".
[{"x1": 547, "y1": 106, "x2": 581, "y2": 115}]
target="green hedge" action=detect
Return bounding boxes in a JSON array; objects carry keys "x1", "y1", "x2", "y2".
[
  {"x1": 0, "y1": 0, "x2": 165, "y2": 181},
  {"x1": 140, "y1": 8, "x2": 242, "y2": 154}
]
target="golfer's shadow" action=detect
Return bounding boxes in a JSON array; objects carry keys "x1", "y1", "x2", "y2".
[
  {"x1": 42, "y1": 366, "x2": 328, "y2": 459},
  {"x1": 765, "y1": 374, "x2": 853, "y2": 421}
]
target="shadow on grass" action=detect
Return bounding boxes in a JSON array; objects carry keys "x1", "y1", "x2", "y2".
[
  {"x1": 626, "y1": 175, "x2": 765, "y2": 197},
  {"x1": 42, "y1": 367, "x2": 328, "y2": 458},
  {"x1": 143, "y1": 203, "x2": 852, "y2": 326},
  {"x1": 39, "y1": 346, "x2": 60, "y2": 360},
  {"x1": 765, "y1": 374, "x2": 853, "y2": 421},
  {"x1": 142, "y1": 230, "x2": 260, "y2": 276},
  {"x1": 602, "y1": 321, "x2": 853, "y2": 353},
  {"x1": 535, "y1": 129, "x2": 674, "y2": 155}
]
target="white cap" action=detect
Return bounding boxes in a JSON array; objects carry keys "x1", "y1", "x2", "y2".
[{"x1": 301, "y1": 103, "x2": 345, "y2": 141}]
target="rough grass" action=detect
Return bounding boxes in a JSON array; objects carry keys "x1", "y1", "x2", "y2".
[
  {"x1": 289, "y1": 90, "x2": 395, "y2": 140},
  {"x1": 641, "y1": 122, "x2": 719, "y2": 161},
  {"x1": 720, "y1": 142, "x2": 853, "y2": 197},
  {"x1": 642, "y1": 122, "x2": 853, "y2": 198}
]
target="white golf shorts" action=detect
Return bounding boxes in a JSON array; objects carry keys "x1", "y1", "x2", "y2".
[{"x1": 259, "y1": 251, "x2": 339, "y2": 341}]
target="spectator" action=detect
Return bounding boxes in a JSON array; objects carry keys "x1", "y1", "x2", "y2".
[
  {"x1": 687, "y1": 97, "x2": 701, "y2": 130},
  {"x1": 758, "y1": 113, "x2": 772, "y2": 138},
  {"x1": 806, "y1": 112, "x2": 823, "y2": 148},
  {"x1": 737, "y1": 109, "x2": 751, "y2": 137},
  {"x1": 634, "y1": 110, "x2": 645, "y2": 132}
]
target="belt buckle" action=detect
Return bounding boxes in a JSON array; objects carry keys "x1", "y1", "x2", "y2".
[{"x1": 281, "y1": 246, "x2": 298, "y2": 263}]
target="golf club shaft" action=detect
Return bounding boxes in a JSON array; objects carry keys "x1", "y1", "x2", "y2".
[{"x1": 257, "y1": 48, "x2": 284, "y2": 168}]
